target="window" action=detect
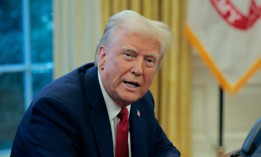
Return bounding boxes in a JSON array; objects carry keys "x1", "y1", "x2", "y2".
[{"x1": 0, "y1": 0, "x2": 53, "y2": 155}]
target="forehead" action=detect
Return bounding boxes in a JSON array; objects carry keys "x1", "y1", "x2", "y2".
[{"x1": 110, "y1": 30, "x2": 161, "y2": 54}]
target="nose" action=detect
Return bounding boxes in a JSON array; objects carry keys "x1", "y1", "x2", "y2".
[{"x1": 131, "y1": 58, "x2": 143, "y2": 76}]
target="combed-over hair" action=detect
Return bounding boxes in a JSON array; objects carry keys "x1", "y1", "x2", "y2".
[{"x1": 94, "y1": 10, "x2": 173, "y2": 65}]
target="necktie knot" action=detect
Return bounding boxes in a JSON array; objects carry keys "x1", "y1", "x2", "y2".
[{"x1": 118, "y1": 107, "x2": 128, "y2": 120}]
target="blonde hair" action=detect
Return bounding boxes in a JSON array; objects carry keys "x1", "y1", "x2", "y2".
[{"x1": 94, "y1": 10, "x2": 173, "y2": 65}]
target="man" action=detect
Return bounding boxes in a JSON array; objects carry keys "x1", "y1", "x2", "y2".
[{"x1": 11, "y1": 10, "x2": 180, "y2": 157}]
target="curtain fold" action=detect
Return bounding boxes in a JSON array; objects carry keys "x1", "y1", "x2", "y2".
[
  {"x1": 100, "y1": 1, "x2": 191, "y2": 156},
  {"x1": 54, "y1": 0, "x2": 101, "y2": 78}
]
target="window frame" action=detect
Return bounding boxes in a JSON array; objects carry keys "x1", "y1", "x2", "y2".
[{"x1": 0, "y1": 0, "x2": 53, "y2": 155}]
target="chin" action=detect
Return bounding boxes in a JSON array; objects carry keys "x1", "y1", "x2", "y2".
[{"x1": 120, "y1": 96, "x2": 141, "y2": 104}]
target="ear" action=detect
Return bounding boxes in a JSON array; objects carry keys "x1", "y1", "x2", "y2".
[{"x1": 98, "y1": 45, "x2": 106, "y2": 70}]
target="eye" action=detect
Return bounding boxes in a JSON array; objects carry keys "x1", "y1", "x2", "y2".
[
  {"x1": 122, "y1": 51, "x2": 135, "y2": 60},
  {"x1": 145, "y1": 57, "x2": 157, "y2": 68},
  {"x1": 146, "y1": 58, "x2": 155, "y2": 63}
]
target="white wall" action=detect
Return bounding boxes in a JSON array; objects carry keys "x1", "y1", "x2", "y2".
[{"x1": 191, "y1": 50, "x2": 261, "y2": 157}]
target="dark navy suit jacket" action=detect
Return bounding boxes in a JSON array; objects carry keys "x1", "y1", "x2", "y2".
[{"x1": 11, "y1": 63, "x2": 180, "y2": 157}]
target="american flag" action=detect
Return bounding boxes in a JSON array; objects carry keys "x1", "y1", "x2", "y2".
[{"x1": 137, "y1": 110, "x2": 141, "y2": 117}]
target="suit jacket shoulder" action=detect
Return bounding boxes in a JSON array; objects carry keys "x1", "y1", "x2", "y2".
[
  {"x1": 11, "y1": 63, "x2": 180, "y2": 157},
  {"x1": 11, "y1": 63, "x2": 114, "y2": 157}
]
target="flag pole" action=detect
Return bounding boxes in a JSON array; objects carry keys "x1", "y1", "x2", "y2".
[{"x1": 217, "y1": 86, "x2": 224, "y2": 157}]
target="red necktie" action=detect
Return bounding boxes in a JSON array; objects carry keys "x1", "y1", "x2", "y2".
[{"x1": 115, "y1": 107, "x2": 129, "y2": 157}]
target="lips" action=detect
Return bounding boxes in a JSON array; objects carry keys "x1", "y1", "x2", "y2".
[{"x1": 123, "y1": 81, "x2": 140, "y2": 88}]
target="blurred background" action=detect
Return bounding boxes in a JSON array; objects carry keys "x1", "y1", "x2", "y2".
[
  {"x1": 0, "y1": 0, "x2": 53, "y2": 155},
  {"x1": 0, "y1": 0, "x2": 260, "y2": 157}
]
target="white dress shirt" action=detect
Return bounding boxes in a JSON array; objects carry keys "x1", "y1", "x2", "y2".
[{"x1": 98, "y1": 71, "x2": 131, "y2": 157}]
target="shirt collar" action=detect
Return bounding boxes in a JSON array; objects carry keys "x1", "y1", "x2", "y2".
[{"x1": 97, "y1": 71, "x2": 130, "y2": 121}]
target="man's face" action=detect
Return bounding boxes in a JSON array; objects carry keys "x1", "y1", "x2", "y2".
[{"x1": 98, "y1": 30, "x2": 161, "y2": 107}]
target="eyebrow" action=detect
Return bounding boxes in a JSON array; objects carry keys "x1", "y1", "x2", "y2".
[
  {"x1": 121, "y1": 45, "x2": 138, "y2": 53},
  {"x1": 146, "y1": 52, "x2": 160, "y2": 59},
  {"x1": 121, "y1": 45, "x2": 160, "y2": 58}
]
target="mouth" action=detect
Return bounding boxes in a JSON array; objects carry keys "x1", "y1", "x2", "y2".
[{"x1": 123, "y1": 81, "x2": 140, "y2": 88}]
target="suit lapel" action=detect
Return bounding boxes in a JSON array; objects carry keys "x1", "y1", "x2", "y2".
[
  {"x1": 83, "y1": 65, "x2": 150, "y2": 157},
  {"x1": 84, "y1": 66, "x2": 114, "y2": 157},
  {"x1": 129, "y1": 102, "x2": 148, "y2": 157},
  {"x1": 89, "y1": 102, "x2": 114, "y2": 157}
]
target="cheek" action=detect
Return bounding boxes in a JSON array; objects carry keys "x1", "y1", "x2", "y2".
[
  {"x1": 107, "y1": 54, "x2": 122, "y2": 67},
  {"x1": 104, "y1": 61, "x2": 123, "y2": 82},
  {"x1": 144, "y1": 71, "x2": 157, "y2": 86},
  {"x1": 108, "y1": 58, "x2": 131, "y2": 75}
]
